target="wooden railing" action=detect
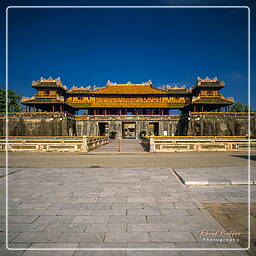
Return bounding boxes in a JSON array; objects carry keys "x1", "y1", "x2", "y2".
[
  {"x1": 0, "y1": 136, "x2": 109, "y2": 152},
  {"x1": 142, "y1": 136, "x2": 256, "y2": 152}
]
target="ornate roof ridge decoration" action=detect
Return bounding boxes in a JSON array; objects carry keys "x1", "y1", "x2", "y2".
[
  {"x1": 192, "y1": 76, "x2": 225, "y2": 90},
  {"x1": 68, "y1": 86, "x2": 90, "y2": 90},
  {"x1": 106, "y1": 80, "x2": 153, "y2": 87},
  {"x1": 165, "y1": 87, "x2": 187, "y2": 90},
  {"x1": 197, "y1": 76, "x2": 218, "y2": 82},
  {"x1": 21, "y1": 96, "x2": 36, "y2": 102},
  {"x1": 32, "y1": 76, "x2": 67, "y2": 90}
]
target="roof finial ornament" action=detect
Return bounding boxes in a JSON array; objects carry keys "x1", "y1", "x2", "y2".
[{"x1": 106, "y1": 80, "x2": 112, "y2": 86}]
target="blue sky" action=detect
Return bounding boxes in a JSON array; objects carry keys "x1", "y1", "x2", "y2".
[{"x1": 1, "y1": 0, "x2": 255, "y2": 109}]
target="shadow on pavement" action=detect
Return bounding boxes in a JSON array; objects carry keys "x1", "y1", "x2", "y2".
[{"x1": 229, "y1": 155, "x2": 256, "y2": 161}]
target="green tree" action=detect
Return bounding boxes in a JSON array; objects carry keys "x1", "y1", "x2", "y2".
[
  {"x1": 230, "y1": 101, "x2": 252, "y2": 112},
  {"x1": 0, "y1": 87, "x2": 22, "y2": 113}
]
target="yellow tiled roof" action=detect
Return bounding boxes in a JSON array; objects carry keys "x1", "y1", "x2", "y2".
[{"x1": 94, "y1": 85, "x2": 166, "y2": 95}]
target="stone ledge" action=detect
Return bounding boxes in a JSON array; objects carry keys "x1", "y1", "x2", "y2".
[{"x1": 172, "y1": 167, "x2": 256, "y2": 186}]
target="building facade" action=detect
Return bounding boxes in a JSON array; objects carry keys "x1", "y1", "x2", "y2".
[{"x1": 21, "y1": 76, "x2": 234, "y2": 138}]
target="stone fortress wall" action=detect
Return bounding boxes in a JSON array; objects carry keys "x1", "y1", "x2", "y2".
[
  {"x1": 0, "y1": 113, "x2": 76, "y2": 137},
  {"x1": 0, "y1": 112, "x2": 255, "y2": 137},
  {"x1": 186, "y1": 112, "x2": 255, "y2": 136}
]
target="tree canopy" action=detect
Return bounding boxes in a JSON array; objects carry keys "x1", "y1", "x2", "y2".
[
  {"x1": 230, "y1": 101, "x2": 252, "y2": 112},
  {"x1": 0, "y1": 87, "x2": 22, "y2": 113}
]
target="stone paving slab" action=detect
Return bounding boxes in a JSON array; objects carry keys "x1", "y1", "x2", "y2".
[
  {"x1": 0, "y1": 168, "x2": 22, "y2": 178},
  {"x1": 173, "y1": 167, "x2": 256, "y2": 185},
  {"x1": 0, "y1": 167, "x2": 246, "y2": 252},
  {"x1": 190, "y1": 185, "x2": 256, "y2": 203}
]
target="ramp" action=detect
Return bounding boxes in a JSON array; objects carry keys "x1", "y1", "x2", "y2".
[{"x1": 91, "y1": 139, "x2": 146, "y2": 153}]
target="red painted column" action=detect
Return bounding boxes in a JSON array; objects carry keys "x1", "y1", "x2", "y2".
[
  {"x1": 193, "y1": 105, "x2": 196, "y2": 112},
  {"x1": 201, "y1": 105, "x2": 204, "y2": 112},
  {"x1": 52, "y1": 105, "x2": 55, "y2": 112}
]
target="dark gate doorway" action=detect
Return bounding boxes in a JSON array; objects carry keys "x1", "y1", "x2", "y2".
[
  {"x1": 98, "y1": 122, "x2": 109, "y2": 136},
  {"x1": 122, "y1": 122, "x2": 136, "y2": 139},
  {"x1": 148, "y1": 122, "x2": 159, "y2": 136}
]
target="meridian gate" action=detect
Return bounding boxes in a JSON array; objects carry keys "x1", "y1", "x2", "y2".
[{"x1": 20, "y1": 76, "x2": 235, "y2": 138}]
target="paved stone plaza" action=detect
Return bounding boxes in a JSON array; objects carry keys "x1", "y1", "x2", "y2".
[
  {"x1": 0, "y1": 166, "x2": 255, "y2": 255},
  {"x1": 0, "y1": 139, "x2": 255, "y2": 255}
]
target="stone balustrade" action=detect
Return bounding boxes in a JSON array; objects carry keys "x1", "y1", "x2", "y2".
[
  {"x1": 0, "y1": 136, "x2": 109, "y2": 152},
  {"x1": 142, "y1": 136, "x2": 256, "y2": 152}
]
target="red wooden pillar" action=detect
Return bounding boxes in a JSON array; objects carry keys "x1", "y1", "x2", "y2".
[
  {"x1": 93, "y1": 109, "x2": 96, "y2": 115},
  {"x1": 52, "y1": 105, "x2": 55, "y2": 112},
  {"x1": 228, "y1": 106, "x2": 230, "y2": 112},
  {"x1": 193, "y1": 105, "x2": 196, "y2": 112},
  {"x1": 60, "y1": 104, "x2": 63, "y2": 112},
  {"x1": 201, "y1": 105, "x2": 204, "y2": 112}
]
